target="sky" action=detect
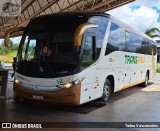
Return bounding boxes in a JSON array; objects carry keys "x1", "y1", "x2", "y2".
[
  {"x1": 107, "y1": 0, "x2": 160, "y2": 33},
  {"x1": 0, "y1": 0, "x2": 160, "y2": 44}
]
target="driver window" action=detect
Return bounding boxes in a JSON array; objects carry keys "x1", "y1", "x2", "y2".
[
  {"x1": 21, "y1": 36, "x2": 28, "y2": 60},
  {"x1": 81, "y1": 35, "x2": 96, "y2": 70},
  {"x1": 82, "y1": 36, "x2": 93, "y2": 62},
  {"x1": 23, "y1": 38, "x2": 36, "y2": 61},
  {"x1": 27, "y1": 40, "x2": 36, "y2": 60}
]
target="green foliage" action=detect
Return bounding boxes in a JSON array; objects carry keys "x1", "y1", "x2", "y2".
[
  {"x1": 0, "y1": 39, "x2": 19, "y2": 55},
  {"x1": 7, "y1": 52, "x2": 17, "y2": 57},
  {"x1": 157, "y1": 65, "x2": 160, "y2": 73},
  {"x1": 0, "y1": 46, "x2": 9, "y2": 54},
  {"x1": 145, "y1": 28, "x2": 160, "y2": 38}
]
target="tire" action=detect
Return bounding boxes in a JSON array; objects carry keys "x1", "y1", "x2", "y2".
[
  {"x1": 141, "y1": 72, "x2": 149, "y2": 87},
  {"x1": 101, "y1": 79, "x2": 111, "y2": 102},
  {"x1": 13, "y1": 96, "x2": 21, "y2": 102}
]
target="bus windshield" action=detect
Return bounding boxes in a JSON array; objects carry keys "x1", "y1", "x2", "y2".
[
  {"x1": 17, "y1": 30, "x2": 79, "y2": 78},
  {"x1": 16, "y1": 14, "x2": 91, "y2": 78}
]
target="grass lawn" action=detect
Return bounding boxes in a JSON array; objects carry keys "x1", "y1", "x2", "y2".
[
  {"x1": 0, "y1": 52, "x2": 17, "y2": 63},
  {"x1": 7, "y1": 52, "x2": 17, "y2": 57}
]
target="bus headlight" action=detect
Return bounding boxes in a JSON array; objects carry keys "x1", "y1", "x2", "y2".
[
  {"x1": 15, "y1": 79, "x2": 20, "y2": 84},
  {"x1": 15, "y1": 79, "x2": 22, "y2": 84},
  {"x1": 56, "y1": 77, "x2": 85, "y2": 89},
  {"x1": 58, "y1": 83, "x2": 72, "y2": 89}
]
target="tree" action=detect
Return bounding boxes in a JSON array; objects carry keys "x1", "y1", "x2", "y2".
[
  {"x1": 0, "y1": 39, "x2": 18, "y2": 54},
  {"x1": 8, "y1": 39, "x2": 13, "y2": 49},
  {"x1": 0, "y1": 45, "x2": 9, "y2": 54},
  {"x1": 145, "y1": 28, "x2": 160, "y2": 38}
]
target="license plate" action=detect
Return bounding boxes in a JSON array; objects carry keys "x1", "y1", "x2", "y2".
[{"x1": 33, "y1": 95, "x2": 44, "y2": 100}]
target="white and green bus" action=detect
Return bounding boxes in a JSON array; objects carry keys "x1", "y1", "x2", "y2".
[{"x1": 5, "y1": 12, "x2": 157, "y2": 105}]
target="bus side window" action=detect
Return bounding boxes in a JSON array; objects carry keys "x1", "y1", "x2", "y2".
[
  {"x1": 146, "y1": 39, "x2": 152, "y2": 55},
  {"x1": 132, "y1": 33, "x2": 143, "y2": 54},
  {"x1": 81, "y1": 36, "x2": 96, "y2": 69},
  {"x1": 105, "y1": 23, "x2": 126, "y2": 55},
  {"x1": 153, "y1": 43, "x2": 157, "y2": 56},
  {"x1": 126, "y1": 31, "x2": 133, "y2": 52},
  {"x1": 141, "y1": 38, "x2": 150, "y2": 54},
  {"x1": 89, "y1": 17, "x2": 108, "y2": 56}
]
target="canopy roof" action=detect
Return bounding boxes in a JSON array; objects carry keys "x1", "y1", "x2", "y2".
[{"x1": 0, "y1": 0, "x2": 135, "y2": 38}]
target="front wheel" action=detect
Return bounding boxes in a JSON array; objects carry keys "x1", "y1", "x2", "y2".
[
  {"x1": 13, "y1": 96, "x2": 21, "y2": 102},
  {"x1": 101, "y1": 79, "x2": 111, "y2": 102},
  {"x1": 141, "y1": 72, "x2": 149, "y2": 87}
]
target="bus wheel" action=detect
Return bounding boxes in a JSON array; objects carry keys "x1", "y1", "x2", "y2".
[
  {"x1": 101, "y1": 79, "x2": 111, "y2": 102},
  {"x1": 142, "y1": 72, "x2": 149, "y2": 87},
  {"x1": 13, "y1": 96, "x2": 21, "y2": 102}
]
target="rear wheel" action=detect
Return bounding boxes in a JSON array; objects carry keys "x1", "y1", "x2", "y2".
[
  {"x1": 101, "y1": 79, "x2": 111, "y2": 102},
  {"x1": 142, "y1": 72, "x2": 149, "y2": 87}
]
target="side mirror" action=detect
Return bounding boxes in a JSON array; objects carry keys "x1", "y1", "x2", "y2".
[
  {"x1": 4, "y1": 27, "x2": 25, "y2": 47},
  {"x1": 74, "y1": 23, "x2": 98, "y2": 47}
]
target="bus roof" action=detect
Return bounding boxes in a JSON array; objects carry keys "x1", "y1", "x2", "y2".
[
  {"x1": 34, "y1": 11, "x2": 110, "y2": 18},
  {"x1": 28, "y1": 12, "x2": 156, "y2": 44},
  {"x1": 26, "y1": 12, "x2": 110, "y2": 33},
  {"x1": 30, "y1": 12, "x2": 110, "y2": 23}
]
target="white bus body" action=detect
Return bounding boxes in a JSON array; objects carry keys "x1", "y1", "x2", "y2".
[{"x1": 11, "y1": 12, "x2": 156, "y2": 105}]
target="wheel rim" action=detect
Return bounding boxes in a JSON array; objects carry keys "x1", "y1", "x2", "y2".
[{"x1": 103, "y1": 83, "x2": 110, "y2": 101}]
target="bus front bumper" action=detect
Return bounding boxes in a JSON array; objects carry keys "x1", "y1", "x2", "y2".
[{"x1": 13, "y1": 83, "x2": 81, "y2": 106}]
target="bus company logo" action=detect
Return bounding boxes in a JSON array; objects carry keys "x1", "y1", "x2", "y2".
[{"x1": 125, "y1": 55, "x2": 145, "y2": 64}]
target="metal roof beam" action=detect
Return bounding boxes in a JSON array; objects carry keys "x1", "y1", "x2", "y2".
[
  {"x1": 29, "y1": 0, "x2": 60, "y2": 19},
  {"x1": 77, "y1": 0, "x2": 135, "y2": 11},
  {"x1": 0, "y1": 0, "x2": 136, "y2": 38},
  {"x1": 94, "y1": 0, "x2": 135, "y2": 12},
  {"x1": 59, "y1": 0, "x2": 84, "y2": 12}
]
